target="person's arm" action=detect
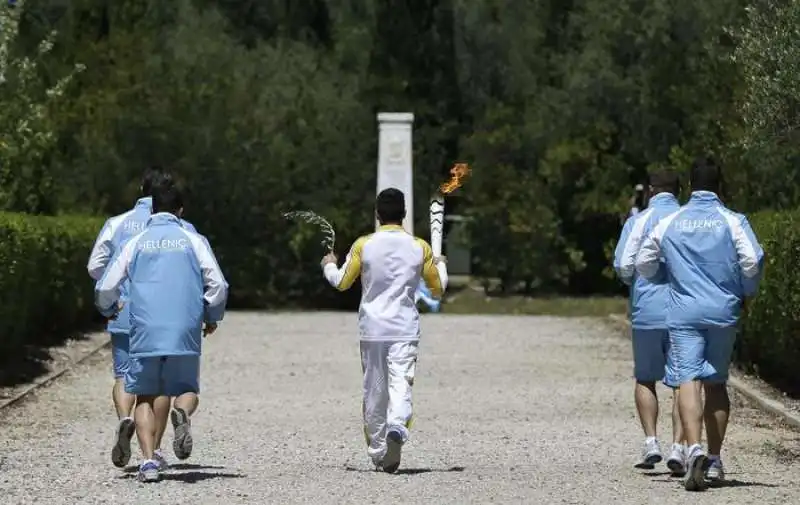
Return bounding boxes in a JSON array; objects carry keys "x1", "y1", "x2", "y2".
[
  {"x1": 87, "y1": 218, "x2": 115, "y2": 281},
  {"x1": 323, "y1": 237, "x2": 367, "y2": 291},
  {"x1": 94, "y1": 237, "x2": 136, "y2": 317},
  {"x1": 730, "y1": 214, "x2": 765, "y2": 297},
  {"x1": 191, "y1": 234, "x2": 229, "y2": 324},
  {"x1": 613, "y1": 217, "x2": 637, "y2": 285},
  {"x1": 419, "y1": 240, "x2": 446, "y2": 299},
  {"x1": 635, "y1": 219, "x2": 669, "y2": 281}
]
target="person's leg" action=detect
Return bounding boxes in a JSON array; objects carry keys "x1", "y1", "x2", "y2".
[
  {"x1": 165, "y1": 356, "x2": 201, "y2": 460},
  {"x1": 152, "y1": 396, "x2": 172, "y2": 469},
  {"x1": 702, "y1": 327, "x2": 737, "y2": 484},
  {"x1": 125, "y1": 357, "x2": 163, "y2": 482},
  {"x1": 360, "y1": 341, "x2": 390, "y2": 468},
  {"x1": 631, "y1": 329, "x2": 665, "y2": 468},
  {"x1": 668, "y1": 327, "x2": 711, "y2": 491},
  {"x1": 384, "y1": 340, "x2": 419, "y2": 474},
  {"x1": 110, "y1": 333, "x2": 136, "y2": 468}
]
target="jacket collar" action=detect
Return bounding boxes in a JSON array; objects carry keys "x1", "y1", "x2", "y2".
[
  {"x1": 378, "y1": 224, "x2": 405, "y2": 232},
  {"x1": 135, "y1": 196, "x2": 153, "y2": 209},
  {"x1": 688, "y1": 190, "x2": 722, "y2": 205},
  {"x1": 146, "y1": 212, "x2": 182, "y2": 226},
  {"x1": 646, "y1": 192, "x2": 678, "y2": 208}
]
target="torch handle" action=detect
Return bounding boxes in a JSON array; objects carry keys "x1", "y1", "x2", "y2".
[{"x1": 430, "y1": 195, "x2": 445, "y2": 257}]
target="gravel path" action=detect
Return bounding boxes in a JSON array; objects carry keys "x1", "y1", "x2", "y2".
[{"x1": 1, "y1": 313, "x2": 799, "y2": 504}]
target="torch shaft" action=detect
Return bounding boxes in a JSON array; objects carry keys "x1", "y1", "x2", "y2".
[{"x1": 430, "y1": 195, "x2": 445, "y2": 257}]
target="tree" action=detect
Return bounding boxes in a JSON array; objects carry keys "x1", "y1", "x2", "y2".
[{"x1": 0, "y1": 0, "x2": 84, "y2": 213}]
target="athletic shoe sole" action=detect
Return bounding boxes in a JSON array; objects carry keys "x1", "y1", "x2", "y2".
[
  {"x1": 684, "y1": 454, "x2": 711, "y2": 491},
  {"x1": 634, "y1": 452, "x2": 663, "y2": 470},
  {"x1": 111, "y1": 418, "x2": 136, "y2": 468},
  {"x1": 171, "y1": 408, "x2": 193, "y2": 460},
  {"x1": 382, "y1": 431, "x2": 403, "y2": 474},
  {"x1": 666, "y1": 457, "x2": 686, "y2": 476}
]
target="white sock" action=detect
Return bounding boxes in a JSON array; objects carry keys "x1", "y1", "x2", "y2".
[
  {"x1": 687, "y1": 443, "x2": 704, "y2": 457},
  {"x1": 645, "y1": 436, "x2": 657, "y2": 444}
]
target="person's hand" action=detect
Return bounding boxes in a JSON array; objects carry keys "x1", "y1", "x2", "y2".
[
  {"x1": 105, "y1": 301, "x2": 124, "y2": 320},
  {"x1": 321, "y1": 253, "x2": 338, "y2": 267},
  {"x1": 203, "y1": 322, "x2": 218, "y2": 337},
  {"x1": 434, "y1": 255, "x2": 447, "y2": 265}
]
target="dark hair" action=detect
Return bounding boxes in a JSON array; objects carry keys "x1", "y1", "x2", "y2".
[
  {"x1": 151, "y1": 179, "x2": 183, "y2": 215},
  {"x1": 690, "y1": 156, "x2": 721, "y2": 193},
  {"x1": 649, "y1": 168, "x2": 680, "y2": 195},
  {"x1": 141, "y1": 166, "x2": 167, "y2": 197},
  {"x1": 376, "y1": 188, "x2": 406, "y2": 224}
]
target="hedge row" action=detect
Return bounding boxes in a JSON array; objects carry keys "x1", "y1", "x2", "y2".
[
  {"x1": 737, "y1": 209, "x2": 800, "y2": 396},
  {"x1": 0, "y1": 212, "x2": 105, "y2": 362}
]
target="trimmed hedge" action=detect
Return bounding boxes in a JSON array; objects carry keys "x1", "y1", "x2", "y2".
[
  {"x1": 737, "y1": 209, "x2": 800, "y2": 397},
  {"x1": 0, "y1": 212, "x2": 105, "y2": 361}
]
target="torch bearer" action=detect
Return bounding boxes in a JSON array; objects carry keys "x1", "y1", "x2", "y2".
[{"x1": 430, "y1": 163, "x2": 470, "y2": 257}]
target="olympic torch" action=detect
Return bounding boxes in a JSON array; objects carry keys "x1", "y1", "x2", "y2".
[{"x1": 430, "y1": 163, "x2": 470, "y2": 257}]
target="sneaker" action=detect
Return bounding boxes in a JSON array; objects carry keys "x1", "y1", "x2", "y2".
[
  {"x1": 137, "y1": 460, "x2": 161, "y2": 483},
  {"x1": 705, "y1": 458, "x2": 725, "y2": 485},
  {"x1": 153, "y1": 449, "x2": 169, "y2": 471},
  {"x1": 634, "y1": 437, "x2": 663, "y2": 469},
  {"x1": 666, "y1": 443, "x2": 687, "y2": 476},
  {"x1": 171, "y1": 408, "x2": 193, "y2": 460},
  {"x1": 382, "y1": 429, "x2": 404, "y2": 474},
  {"x1": 684, "y1": 446, "x2": 711, "y2": 492},
  {"x1": 111, "y1": 417, "x2": 136, "y2": 468}
]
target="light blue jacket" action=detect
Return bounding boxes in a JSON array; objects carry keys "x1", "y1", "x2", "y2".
[
  {"x1": 613, "y1": 192, "x2": 681, "y2": 329},
  {"x1": 635, "y1": 191, "x2": 765, "y2": 328},
  {"x1": 87, "y1": 197, "x2": 197, "y2": 334},
  {"x1": 94, "y1": 213, "x2": 228, "y2": 358}
]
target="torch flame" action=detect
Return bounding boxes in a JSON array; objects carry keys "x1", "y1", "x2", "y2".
[{"x1": 439, "y1": 163, "x2": 471, "y2": 194}]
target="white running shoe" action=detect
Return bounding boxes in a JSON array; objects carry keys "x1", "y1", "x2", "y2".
[
  {"x1": 666, "y1": 443, "x2": 687, "y2": 476},
  {"x1": 684, "y1": 445, "x2": 711, "y2": 492},
  {"x1": 635, "y1": 437, "x2": 663, "y2": 469},
  {"x1": 705, "y1": 458, "x2": 725, "y2": 485}
]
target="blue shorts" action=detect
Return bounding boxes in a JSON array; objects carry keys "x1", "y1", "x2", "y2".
[
  {"x1": 125, "y1": 355, "x2": 200, "y2": 396},
  {"x1": 665, "y1": 327, "x2": 737, "y2": 387},
  {"x1": 111, "y1": 332, "x2": 131, "y2": 379},
  {"x1": 632, "y1": 329, "x2": 669, "y2": 382}
]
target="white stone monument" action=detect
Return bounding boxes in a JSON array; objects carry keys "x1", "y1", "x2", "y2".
[{"x1": 376, "y1": 112, "x2": 414, "y2": 233}]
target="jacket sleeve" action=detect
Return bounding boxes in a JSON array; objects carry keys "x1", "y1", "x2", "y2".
[
  {"x1": 94, "y1": 237, "x2": 136, "y2": 317},
  {"x1": 323, "y1": 236, "x2": 367, "y2": 291},
  {"x1": 635, "y1": 220, "x2": 669, "y2": 281},
  {"x1": 87, "y1": 219, "x2": 115, "y2": 281},
  {"x1": 193, "y1": 234, "x2": 228, "y2": 323},
  {"x1": 181, "y1": 219, "x2": 198, "y2": 233},
  {"x1": 731, "y1": 215, "x2": 765, "y2": 297},
  {"x1": 419, "y1": 239, "x2": 446, "y2": 299},
  {"x1": 613, "y1": 217, "x2": 635, "y2": 285}
]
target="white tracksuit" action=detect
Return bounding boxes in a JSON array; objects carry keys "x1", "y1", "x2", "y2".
[{"x1": 323, "y1": 224, "x2": 448, "y2": 464}]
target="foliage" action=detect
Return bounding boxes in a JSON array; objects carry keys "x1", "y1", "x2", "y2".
[
  {"x1": 737, "y1": 209, "x2": 800, "y2": 396},
  {"x1": 0, "y1": 0, "x2": 83, "y2": 214},
  {"x1": 0, "y1": 211, "x2": 104, "y2": 361}
]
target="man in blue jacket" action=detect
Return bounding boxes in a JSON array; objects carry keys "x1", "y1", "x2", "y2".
[
  {"x1": 88, "y1": 167, "x2": 198, "y2": 469},
  {"x1": 636, "y1": 157, "x2": 764, "y2": 491},
  {"x1": 95, "y1": 180, "x2": 228, "y2": 483},
  {"x1": 614, "y1": 169, "x2": 686, "y2": 475}
]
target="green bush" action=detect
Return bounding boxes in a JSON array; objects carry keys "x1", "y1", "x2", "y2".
[
  {"x1": 0, "y1": 212, "x2": 104, "y2": 361},
  {"x1": 737, "y1": 209, "x2": 800, "y2": 396}
]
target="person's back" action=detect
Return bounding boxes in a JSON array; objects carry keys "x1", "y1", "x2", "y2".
[
  {"x1": 125, "y1": 214, "x2": 213, "y2": 357},
  {"x1": 615, "y1": 191, "x2": 681, "y2": 328},
  {"x1": 355, "y1": 226, "x2": 442, "y2": 340},
  {"x1": 640, "y1": 192, "x2": 762, "y2": 328}
]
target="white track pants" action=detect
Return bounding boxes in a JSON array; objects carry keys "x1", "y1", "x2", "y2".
[{"x1": 360, "y1": 340, "x2": 419, "y2": 464}]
